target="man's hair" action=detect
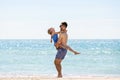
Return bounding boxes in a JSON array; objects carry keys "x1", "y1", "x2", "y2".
[{"x1": 60, "y1": 22, "x2": 68, "y2": 28}]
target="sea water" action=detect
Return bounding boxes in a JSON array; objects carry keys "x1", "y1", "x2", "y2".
[{"x1": 0, "y1": 39, "x2": 120, "y2": 76}]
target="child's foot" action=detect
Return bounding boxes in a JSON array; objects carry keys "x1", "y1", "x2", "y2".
[{"x1": 74, "y1": 51, "x2": 80, "y2": 55}]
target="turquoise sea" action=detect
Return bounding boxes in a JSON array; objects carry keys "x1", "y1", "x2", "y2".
[{"x1": 0, "y1": 39, "x2": 120, "y2": 76}]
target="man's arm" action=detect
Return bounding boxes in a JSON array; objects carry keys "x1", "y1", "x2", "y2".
[{"x1": 55, "y1": 33, "x2": 62, "y2": 48}]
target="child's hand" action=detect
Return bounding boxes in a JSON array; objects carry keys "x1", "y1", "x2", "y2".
[
  {"x1": 65, "y1": 30, "x2": 67, "y2": 33},
  {"x1": 50, "y1": 39, "x2": 52, "y2": 43}
]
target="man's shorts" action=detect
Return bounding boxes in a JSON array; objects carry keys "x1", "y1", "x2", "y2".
[{"x1": 55, "y1": 48, "x2": 67, "y2": 60}]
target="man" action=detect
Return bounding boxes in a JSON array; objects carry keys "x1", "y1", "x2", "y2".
[{"x1": 54, "y1": 22, "x2": 68, "y2": 78}]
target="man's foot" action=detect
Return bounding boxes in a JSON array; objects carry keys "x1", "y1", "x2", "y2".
[
  {"x1": 74, "y1": 51, "x2": 80, "y2": 55},
  {"x1": 58, "y1": 74, "x2": 62, "y2": 78}
]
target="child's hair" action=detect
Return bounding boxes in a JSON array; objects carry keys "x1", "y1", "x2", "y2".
[{"x1": 48, "y1": 28, "x2": 52, "y2": 34}]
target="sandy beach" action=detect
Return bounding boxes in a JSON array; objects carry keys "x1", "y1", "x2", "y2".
[{"x1": 0, "y1": 76, "x2": 120, "y2": 80}]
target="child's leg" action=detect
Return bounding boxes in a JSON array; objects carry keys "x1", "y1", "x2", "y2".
[
  {"x1": 64, "y1": 45, "x2": 75, "y2": 53},
  {"x1": 61, "y1": 45, "x2": 80, "y2": 54}
]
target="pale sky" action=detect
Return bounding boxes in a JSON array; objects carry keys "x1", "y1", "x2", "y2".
[{"x1": 0, "y1": 0, "x2": 120, "y2": 39}]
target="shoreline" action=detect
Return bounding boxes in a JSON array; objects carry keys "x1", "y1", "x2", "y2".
[
  {"x1": 0, "y1": 73, "x2": 120, "y2": 77},
  {"x1": 0, "y1": 75, "x2": 120, "y2": 80}
]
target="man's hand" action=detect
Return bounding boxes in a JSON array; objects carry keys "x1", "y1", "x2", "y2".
[{"x1": 55, "y1": 43, "x2": 59, "y2": 48}]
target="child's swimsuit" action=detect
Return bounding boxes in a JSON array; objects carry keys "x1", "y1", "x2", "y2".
[
  {"x1": 52, "y1": 34, "x2": 58, "y2": 44},
  {"x1": 52, "y1": 34, "x2": 67, "y2": 60}
]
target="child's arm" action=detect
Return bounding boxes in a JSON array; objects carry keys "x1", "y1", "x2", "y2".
[
  {"x1": 50, "y1": 37, "x2": 52, "y2": 43},
  {"x1": 54, "y1": 31, "x2": 60, "y2": 34},
  {"x1": 54, "y1": 30, "x2": 67, "y2": 34}
]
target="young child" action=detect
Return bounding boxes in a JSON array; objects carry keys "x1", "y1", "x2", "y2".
[{"x1": 48, "y1": 27, "x2": 80, "y2": 55}]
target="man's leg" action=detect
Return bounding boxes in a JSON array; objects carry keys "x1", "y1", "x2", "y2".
[{"x1": 54, "y1": 59, "x2": 62, "y2": 78}]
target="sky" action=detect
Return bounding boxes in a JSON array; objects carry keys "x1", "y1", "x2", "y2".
[{"x1": 0, "y1": 0, "x2": 120, "y2": 39}]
